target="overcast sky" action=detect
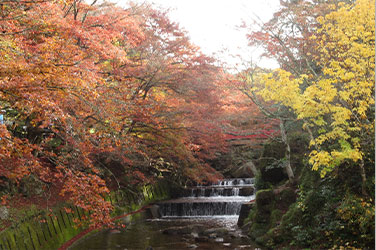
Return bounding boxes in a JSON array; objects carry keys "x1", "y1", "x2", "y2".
[{"x1": 116, "y1": 0, "x2": 280, "y2": 69}]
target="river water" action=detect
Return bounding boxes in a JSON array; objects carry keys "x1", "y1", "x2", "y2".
[
  {"x1": 71, "y1": 178, "x2": 257, "y2": 250},
  {"x1": 71, "y1": 216, "x2": 257, "y2": 250}
]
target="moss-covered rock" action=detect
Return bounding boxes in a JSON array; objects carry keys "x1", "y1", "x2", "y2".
[
  {"x1": 261, "y1": 166, "x2": 287, "y2": 184},
  {"x1": 250, "y1": 219, "x2": 271, "y2": 240},
  {"x1": 257, "y1": 140, "x2": 289, "y2": 185},
  {"x1": 247, "y1": 190, "x2": 276, "y2": 241},
  {"x1": 275, "y1": 187, "x2": 296, "y2": 211},
  {"x1": 247, "y1": 187, "x2": 299, "y2": 248},
  {"x1": 279, "y1": 188, "x2": 296, "y2": 205},
  {"x1": 256, "y1": 189, "x2": 275, "y2": 213}
]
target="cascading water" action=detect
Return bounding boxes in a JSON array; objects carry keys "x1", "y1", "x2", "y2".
[
  {"x1": 159, "y1": 178, "x2": 255, "y2": 217},
  {"x1": 71, "y1": 178, "x2": 257, "y2": 249}
]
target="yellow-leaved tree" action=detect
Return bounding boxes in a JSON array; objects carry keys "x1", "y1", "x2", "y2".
[{"x1": 254, "y1": 0, "x2": 374, "y2": 194}]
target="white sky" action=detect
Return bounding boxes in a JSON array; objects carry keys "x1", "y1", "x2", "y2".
[{"x1": 116, "y1": 0, "x2": 280, "y2": 69}]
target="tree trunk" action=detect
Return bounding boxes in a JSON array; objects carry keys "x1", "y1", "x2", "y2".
[
  {"x1": 359, "y1": 160, "x2": 367, "y2": 196},
  {"x1": 279, "y1": 119, "x2": 295, "y2": 184}
]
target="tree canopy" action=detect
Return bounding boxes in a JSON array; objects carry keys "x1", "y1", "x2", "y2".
[
  {"x1": 0, "y1": 1, "x2": 374, "y2": 247},
  {"x1": 0, "y1": 0, "x2": 227, "y2": 226}
]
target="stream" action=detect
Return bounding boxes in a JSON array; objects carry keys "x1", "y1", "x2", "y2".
[{"x1": 71, "y1": 178, "x2": 257, "y2": 250}]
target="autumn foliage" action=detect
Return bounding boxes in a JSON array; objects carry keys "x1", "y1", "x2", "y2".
[
  {"x1": 239, "y1": 0, "x2": 374, "y2": 248},
  {"x1": 0, "y1": 0, "x2": 227, "y2": 226},
  {"x1": 1, "y1": 2, "x2": 374, "y2": 247},
  {"x1": 248, "y1": 0, "x2": 374, "y2": 183}
]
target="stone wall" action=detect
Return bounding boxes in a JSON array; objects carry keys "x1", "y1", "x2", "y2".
[{"x1": 0, "y1": 181, "x2": 171, "y2": 250}]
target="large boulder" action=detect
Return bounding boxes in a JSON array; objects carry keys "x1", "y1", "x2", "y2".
[
  {"x1": 256, "y1": 189, "x2": 275, "y2": 213},
  {"x1": 239, "y1": 187, "x2": 255, "y2": 196},
  {"x1": 237, "y1": 202, "x2": 255, "y2": 227},
  {"x1": 258, "y1": 141, "x2": 288, "y2": 185},
  {"x1": 230, "y1": 161, "x2": 258, "y2": 178},
  {"x1": 145, "y1": 204, "x2": 161, "y2": 219},
  {"x1": 274, "y1": 187, "x2": 296, "y2": 211},
  {"x1": 261, "y1": 165, "x2": 287, "y2": 184}
]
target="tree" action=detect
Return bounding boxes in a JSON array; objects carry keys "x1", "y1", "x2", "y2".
[
  {"x1": 107, "y1": 4, "x2": 228, "y2": 183},
  {"x1": 227, "y1": 68, "x2": 296, "y2": 183},
  {"x1": 0, "y1": 0, "x2": 228, "y2": 226},
  {"x1": 253, "y1": 0, "x2": 374, "y2": 195},
  {"x1": 245, "y1": 0, "x2": 347, "y2": 76},
  {"x1": 0, "y1": 0, "x2": 146, "y2": 226}
]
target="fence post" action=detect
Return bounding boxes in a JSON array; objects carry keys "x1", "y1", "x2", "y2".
[
  {"x1": 59, "y1": 210, "x2": 67, "y2": 228},
  {"x1": 64, "y1": 211, "x2": 72, "y2": 227},
  {"x1": 27, "y1": 226, "x2": 36, "y2": 250},
  {"x1": 12, "y1": 233, "x2": 17, "y2": 249},
  {"x1": 55, "y1": 213, "x2": 63, "y2": 233},
  {"x1": 20, "y1": 228, "x2": 29, "y2": 250},
  {"x1": 74, "y1": 206, "x2": 82, "y2": 221},
  {"x1": 31, "y1": 224, "x2": 42, "y2": 247},
  {"x1": 49, "y1": 216, "x2": 58, "y2": 235},
  {"x1": 77, "y1": 206, "x2": 82, "y2": 221},
  {"x1": 5, "y1": 236, "x2": 11, "y2": 250},
  {"x1": 38, "y1": 221, "x2": 48, "y2": 242},
  {"x1": 44, "y1": 217, "x2": 53, "y2": 238}
]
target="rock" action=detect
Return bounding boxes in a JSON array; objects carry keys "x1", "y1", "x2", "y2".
[
  {"x1": 231, "y1": 161, "x2": 257, "y2": 178},
  {"x1": 145, "y1": 205, "x2": 161, "y2": 219},
  {"x1": 214, "y1": 237, "x2": 224, "y2": 242},
  {"x1": 162, "y1": 227, "x2": 179, "y2": 235},
  {"x1": 202, "y1": 227, "x2": 229, "y2": 237},
  {"x1": 223, "y1": 243, "x2": 231, "y2": 247},
  {"x1": 237, "y1": 202, "x2": 255, "y2": 227},
  {"x1": 182, "y1": 237, "x2": 191, "y2": 242},
  {"x1": 277, "y1": 187, "x2": 296, "y2": 210},
  {"x1": 187, "y1": 224, "x2": 206, "y2": 235},
  {"x1": 228, "y1": 231, "x2": 242, "y2": 238},
  {"x1": 191, "y1": 232, "x2": 199, "y2": 238},
  {"x1": 162, "y1": 226, "x2": 196, "y2": 235},
  {"x1": 261, "y1": 166, "x2": 287, "y2": 184},
  {"x1": 188, "y1": 244, "x2": 198, "y2": 248},
  {"x1": 239, "y1": 187, "x2": 254, "y2": 196},
  {"x1": 0, "y1": 206, "x2": 8, "y2": 220},
  {"x1": 149, "y1": 205, "x2": 161, "y2": 218},
  {"x1": 240, "y1": 221, "x2": 252, "y2": 231},
  {"x1": 208, "y1": 233, "x2": 217, "y2": 239},
  {"x1": 195, "y1": 236, "x2": 209, "y2": 242},
  {"x1": 256, "y1": 189, "x2": 275, "y2": 213},
  {"x1": 239, "y1": 245, "x2": 254, "y2": 249}
]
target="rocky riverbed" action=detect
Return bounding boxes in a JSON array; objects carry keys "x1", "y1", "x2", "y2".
[{"x1": 70, "y1": 216, "x2": 259, "y2": 250}]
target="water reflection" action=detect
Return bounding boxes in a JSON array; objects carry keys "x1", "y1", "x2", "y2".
[{"x1": 70, "y1": 216, "x2": 257, "y2": 250}]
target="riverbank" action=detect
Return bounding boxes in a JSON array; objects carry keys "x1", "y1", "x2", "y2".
[{"x1": 0, "y1": 181, "x2": 171, "y2": 249}]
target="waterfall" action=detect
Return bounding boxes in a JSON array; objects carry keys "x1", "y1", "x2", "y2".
[{"x1": 159, "y1": 178, "x2": 255, "y2": 217}]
